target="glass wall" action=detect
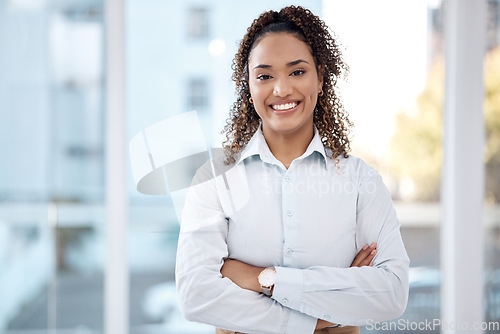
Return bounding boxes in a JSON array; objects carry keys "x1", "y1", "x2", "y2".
[
  {"x1": 1, "y1": 0, "x2": 499, "y2": 333},
  {"x1": 484, "y1": 0, "x2": 500, "y2": 328},
  {"x1": 0, "y1": 0, "x2": 105, "y2": 333}
]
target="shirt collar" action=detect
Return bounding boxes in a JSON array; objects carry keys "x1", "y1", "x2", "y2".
[{"x1": 235, "y1": 124, "x2": 329, "y2": 168}]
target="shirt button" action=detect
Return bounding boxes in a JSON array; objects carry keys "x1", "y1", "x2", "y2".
[
  {"x1": 285, "y1": 248, "x2": 293, "y2": 255},
  {"x1": 324, "y1": 315, "x2": 331, "y2": 320},
  {"x1": 285, "y1": 175, "x2": 291, "y2": 183},
  {"x1": 287, "y1": 211, "x2": 293, "y2": 217},
  {"x1": 282, "y1": 298, "x2": 289, "y2": 305}
]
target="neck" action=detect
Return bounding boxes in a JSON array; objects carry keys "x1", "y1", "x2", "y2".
[{"x1": 261, "y1": 123, "x2": 314, "y2": 168}]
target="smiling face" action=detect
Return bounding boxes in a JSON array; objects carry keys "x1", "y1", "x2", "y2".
[{"x1": 248, "y1": 32, "x2": 323, "y2": 137}]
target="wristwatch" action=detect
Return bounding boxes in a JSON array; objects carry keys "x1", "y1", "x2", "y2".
[{"x1": 258, "y1": 267, "x2": 276, "y2": 296}]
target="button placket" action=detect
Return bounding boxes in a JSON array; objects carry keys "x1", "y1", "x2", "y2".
[{"x1": 282, "y1": 170, "x2": 296, "y2": 266}]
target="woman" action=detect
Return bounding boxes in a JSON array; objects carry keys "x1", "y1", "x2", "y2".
[{"x1": 176, "y1": 6, "x2": 409, "y2": 334}]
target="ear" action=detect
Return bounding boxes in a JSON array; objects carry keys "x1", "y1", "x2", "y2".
[{"x1": 317, "y1": 65, "x2": 324, "y2": 91}]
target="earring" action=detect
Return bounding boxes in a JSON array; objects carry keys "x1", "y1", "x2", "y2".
[
  {"x1": 318, "y1": 90, "x2": 324, "y2": 97},
  {"x1": 249, "y1": 97, "x2": 254, "y2": 104}
]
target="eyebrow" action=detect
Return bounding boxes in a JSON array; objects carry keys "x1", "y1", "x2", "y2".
[{"x1": 253, "y1": 59, "x2": 310, "y2": 70}]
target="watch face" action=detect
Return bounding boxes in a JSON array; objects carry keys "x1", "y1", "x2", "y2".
[{"x1": 259, "y1": 268, "x2": 276, "y2": 287}]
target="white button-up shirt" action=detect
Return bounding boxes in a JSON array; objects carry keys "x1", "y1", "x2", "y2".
[{"x1": 175, "y1": 126, "x2": 409, "y2": 334}]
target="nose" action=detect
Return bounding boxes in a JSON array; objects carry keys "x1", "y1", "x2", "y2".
[{"x1": 273, "y1": 77, "x2": 292, "y2": 97}]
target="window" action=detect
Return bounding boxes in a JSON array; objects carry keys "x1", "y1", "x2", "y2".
[
  {"x1": 1, "y1": 1, "x2": 105, "y2": 332},
  {"x1": 187, "y1": 78, "x2": 209, "y2": 110},
  {"x1": 5, "y1": 0, "x2": 496, "y2": 333},
  {"x1": 187, "y1": 7, "x2": 209, "y2": 39}
]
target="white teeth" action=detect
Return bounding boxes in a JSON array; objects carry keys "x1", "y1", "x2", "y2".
[{"x1": 272, "y1": 102, "x2": 298, "y2": 111}]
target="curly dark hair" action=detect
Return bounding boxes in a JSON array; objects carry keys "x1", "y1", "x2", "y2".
[{"x1": 222, "y1": 5, "x2": 352, "y2": 165}]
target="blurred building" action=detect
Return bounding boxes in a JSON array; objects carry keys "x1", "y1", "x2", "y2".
[
  {"x1": 427, "y1": 0, "x2": 500, "y2": 63},
  {"x1": 0, "y1": 0, "x2": 104, "y2": 203}
]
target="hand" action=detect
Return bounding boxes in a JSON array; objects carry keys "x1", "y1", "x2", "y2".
[
  {"x1": 220, "y1": 259, "x2": 264, "y2": 293},
  {"x1": 316, "y1": 243, "x2": 378, "y2": 329},
  {"x1": 350, "y1": 242, "x2": 377, "y2": 267}
]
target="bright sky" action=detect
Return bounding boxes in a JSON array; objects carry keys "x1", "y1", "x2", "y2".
[{"x1": 323, "y1": 0, "x2": 429, "y2": 157}]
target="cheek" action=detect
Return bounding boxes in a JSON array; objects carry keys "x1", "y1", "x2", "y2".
[
  {"x1": 248, "y1": 85, "x2": 265, "y2": 117},
  {"x1": 309, "y1": 95, "x2": 319, "y2": 112},
  {"x1": 305, "y1": 83, "x2": 319, "y2": 103},
  {"x1": 252, "y1": 83, "x2": 266, "y2": 95},
  {"x1": 249, "y1": 84, "x2": 270, "y2": 110},
  {"x1": 249, "y1": 82, "x2": 262, "y2": 102},
  {"x1": 304, "y1": 89, "x2": 319, "y2": 113}
]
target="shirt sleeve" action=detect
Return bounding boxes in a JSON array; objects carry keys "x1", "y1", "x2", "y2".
[
  {"x1": 271, "y1": 164, "x2": 410, "y2": 326},
  {"x1": 175, "y1": 162, "x2": 318, "y2": 334}
]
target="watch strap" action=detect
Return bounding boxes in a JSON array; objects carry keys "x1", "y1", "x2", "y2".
[{"x1": 261, "y1": 285, "x2": 273, "y2": 296}]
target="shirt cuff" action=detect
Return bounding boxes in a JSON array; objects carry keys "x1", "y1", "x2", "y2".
[
  {"x1": 285, "y1": 309, "x2": 317, "y2": 334},
  {"x1": 272, "y1": 266, "x2": 304, "y2": 311}
]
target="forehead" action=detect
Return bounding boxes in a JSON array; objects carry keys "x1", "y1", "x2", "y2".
[{"x1": 248, "y1": 32, "x2": 315, "y2": 66}]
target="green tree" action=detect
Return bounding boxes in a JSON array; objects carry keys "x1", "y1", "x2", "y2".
[
  {"x1": 390, "y1": 47, "x2": 500, "y2": 202},
  {"x1": 484, "y1": 47, "x2": 500, "y2": 203}
]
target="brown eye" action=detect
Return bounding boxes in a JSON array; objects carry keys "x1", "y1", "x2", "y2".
[{"x1": 291, "y1": 70, "x2": 305, "y2": 76}]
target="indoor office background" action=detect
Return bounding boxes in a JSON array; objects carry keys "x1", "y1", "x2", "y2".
[{"x1": 0, "y1": 0, "x2": 498, "y2": 334}]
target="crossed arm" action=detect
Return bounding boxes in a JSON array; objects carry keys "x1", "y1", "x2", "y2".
[
  {"x1": 220, "y1": 243, "x2": 378, "y2": 330},
  {"x1": 177, "y1": 161, "x2": 409, "y2": 333}
]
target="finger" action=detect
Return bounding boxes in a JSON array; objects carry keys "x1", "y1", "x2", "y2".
[
  {"x1": 359, "y1": 248, "x2": 377, "y2": 267},
  {"x1": 351, "y1": 244, "x2": 370, "y2": 267},
  {"x1": 351, "y1": 243, "x2": 377, "y2": 267},
  {"x1": 360, "y1": 243, "x2": 377, "y2": 266},
  {"x1": 351, "y1": 244, "x2": 371, "y2": 266}
]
